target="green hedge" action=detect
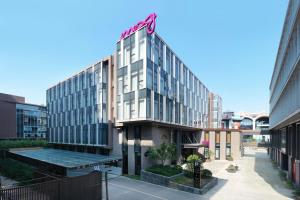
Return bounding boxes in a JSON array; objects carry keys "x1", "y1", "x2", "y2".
[
  {"x1": 0, "y1": 158, "x2": 34, "y2": 182},
  {"x1": 146, "y1": 165, "x2": 182, "y2": 177},
  {"x1": 0, "y1": 139, "x2": 48, "y2": 150}
]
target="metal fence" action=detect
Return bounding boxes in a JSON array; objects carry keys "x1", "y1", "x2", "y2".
[{"x1": 0, "y1": 171, "x2": 102, "y2": 200}]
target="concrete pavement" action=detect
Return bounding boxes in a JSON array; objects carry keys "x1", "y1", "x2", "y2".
[{"x1": 105, "y1": 148, "x2": 294, "y2": 200}]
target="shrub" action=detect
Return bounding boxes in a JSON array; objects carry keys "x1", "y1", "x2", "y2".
[
  {"x1": 201, "y1": 169, "x2": 212, "y2": 178},
  {"x1": 278, "y1": 170, "x2": 287, "y2": 180},
  {"x1": 148, "y1": 143, "x2": 176, "y2": 166},
  {"x1": 227, "y1": 156, "x2": 234, "y2": 161},
  {"x1": 146, "y1": 165, "x2": 182, "y2": 177},
  {"x1": 0, "y1": 158, "x2": 34, "y2": 182},
  {"x1": 226, "y1": 164, "x2": 238, "y2": 173},
  {"x1": 293, "y1": 188, "x2": 300, "y2": 197}
]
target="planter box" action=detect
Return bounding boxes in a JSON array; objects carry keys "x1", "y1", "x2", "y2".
[
  {"x1": 141, "y1": 170, "x2": 183, "y2": 187},
  {"x1": 169, "y1": 177, "x2": 218, "y2": 195}
]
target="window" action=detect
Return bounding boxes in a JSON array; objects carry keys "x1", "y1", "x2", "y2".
[
  {"x1": 90, "y1": 124, "x2": 96, "y2": 144},
  {"x1": 139, "y1": 40, "x2": 145, "y2": 60},
  {"x1": 146, "y1": 89, "x2": 152, "y2": 118},
  {"x1": 159, "y1": 95, "x2": 163, "y2": 121},
  {"x1": 147, "y1": 36, "x2": 152, "y2": 59},
  {"x1": 215, "y1": 132, "x2": 220, "y2": 144},
  {"x1": 139, "y1": 99, "x2": 146, "y2": 118},
  {"x1": 154, "y1": 64, "x2": 158, "y2": 92},
  {"x1": 131, "y1": 71, "x2": 138, "y2": 91},
  {"x1": 154, "y1": 93, "x2": 159, "y2": 120},
  {"x1": 124, "y1": 101, "x2": 130, "y2": 120},
  {"x1": 130, "y1": 100, "x2": 136, "y2": 119},
  {"x1": 117, "y1": 42, "x2": 121, "y2": 68},
  {"x1": 147, "y1": 60, "x2": 153, "y2": 89},
  {"x1": 124, "y1": 38, "x2": 130, "y2": 66},
  {"x1": 204, "y1": 132, "x2": 209, "y2": 141},
  {"x1": 154, "y1": 42, "x2": 159, "y2": 65},
  {"x1": 124, "y1": 75, "x2": 129, "y2": 93},
  {"x1": 215, "y1": 147, "x2": 220, "y2": 160},
  {"x1": 130, "y1": 34, "x2": 136, "y2": 63},
  {"x1": 138, "y1": 67, "x2": 144, "y2": 89}
]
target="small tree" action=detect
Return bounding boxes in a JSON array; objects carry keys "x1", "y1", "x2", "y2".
[
  {"x1": 187, "y1": 154, "x2": 201, "y2": 173},
  {"x1": 148, "y1": 143, "x2": 176, "y2": 166}
]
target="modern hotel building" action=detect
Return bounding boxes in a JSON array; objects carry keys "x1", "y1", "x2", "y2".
[
  {"x1": 115, "y1": 26, "x2": 211, "y2": 174},
  {"x1": 46, "y1": 13, "x2": 242, "y2": 175},
  {"x1": 270, "y1": 0, "x2": 300, "y2": 185}
]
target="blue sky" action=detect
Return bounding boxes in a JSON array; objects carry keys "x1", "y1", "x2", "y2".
[{"x1": 0, "y1": 1, "x2": 288, "y2": 113}]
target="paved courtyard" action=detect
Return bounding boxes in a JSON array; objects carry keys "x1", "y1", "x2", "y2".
[{"x1": 105, "y1": 148, "x2": 294, "y2": 200}]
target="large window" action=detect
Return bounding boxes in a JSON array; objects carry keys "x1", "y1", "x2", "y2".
[
  {"x1": 124, "y1": 101, "x2": 130, "y2": 120},
  {"x1": 146, "y1": 89, "x2": 152, "y2": 118},
  {"x1": 154, "y1": 93, "x2": 159, "y2": 120},
  {"x1": 154, "y1": 64, "x2": 158, "y2": 92},
  {"x1": 130, "y1": 100, "x2": 136, "y2": 119},
  {"x1": 139, "y1": 99, "x2": 146, "y2": 118},
  {"x1": 123, "y1": 37, "x2": 130, "y2": 66},
  {"x1": 147, "y1": 60, "x2": 153, "y2": 89},
  {"x1": 130, "y1": 34, "x2": 136, "y2": 63}
]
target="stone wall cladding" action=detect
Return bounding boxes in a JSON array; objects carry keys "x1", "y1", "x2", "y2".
[
  {"x1": 169, "y1": 177, "x2": 218, "y2": 195},
  {"x1": 141, "y1": 170, "x2": 183, "y2": 187},
  {"x1": 141, "y1": 170, "x2": 218, "y2": 195}
]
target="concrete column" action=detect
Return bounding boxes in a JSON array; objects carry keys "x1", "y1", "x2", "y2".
[
  {"x1": 177, "y1": 130, "x2": 182, "y2": 163},
  {"x1": 127, "y1": 127, "x2": 135, "y2": 175},
  {"x1": 288, "y1": 156, "x2": 292, "y2": 179},
  {"x1": 220, "y1": 131, "x2": 226, "y2": 160},
  {"x1": 209, "y1": 131, "x2": 215, "y2": 159},
  {"x1": 231, "y1": 131, "x2": 241, "y2": 160},
  {"x1": 295, "y1": 160, "x2": 300, "y2": 186}
]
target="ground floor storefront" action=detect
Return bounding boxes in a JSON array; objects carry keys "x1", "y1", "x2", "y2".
[
  {"x1": 270, "y1": 122, "x2": 300, "y2": 185},
  {"x1": 114, "y1": 122, "x2": 242, "y2": 175}
]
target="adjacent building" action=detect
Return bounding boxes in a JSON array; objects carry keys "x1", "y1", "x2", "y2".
[
  {"x1": 269, "y1": 0, "x2": 300, "y2": 185},
  {"x1": 0, "y1": 93, "x2": 47, "y2": 139},
  {"x1": 46, "y1": 56, "x2": 115, "y2": 154},
  {"x1": 208, "y1": 93, "x2": 222, "y2": 128}
]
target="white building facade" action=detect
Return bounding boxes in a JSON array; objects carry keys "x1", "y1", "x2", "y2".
[{"x1": 270, "y1": 0, "x2": 300, "y2": 186}]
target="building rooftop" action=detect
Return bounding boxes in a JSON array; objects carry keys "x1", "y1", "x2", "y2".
[{"x1": 10, "y1": 148, "x2": 121, "y2": 169}]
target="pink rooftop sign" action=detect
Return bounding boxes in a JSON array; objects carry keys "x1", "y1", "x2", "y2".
[{"x1": 120, "y1": 13, "x2": 157, "y2": 40}]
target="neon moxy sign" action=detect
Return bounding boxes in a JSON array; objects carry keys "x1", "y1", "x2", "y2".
[{"x1": 120, "y1": 13, "x2": 157, "y2": 40}]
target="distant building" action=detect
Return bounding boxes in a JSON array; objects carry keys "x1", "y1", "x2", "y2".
[
  {"x1": 0, "y1": 93, "x2": 47, "y2": 139},
  {"x1": 222, "y1": 111, "x2": 269, "y2": 142},
  {"x1": 208, "y1": 93, "x2": 222, "y2": 128}
]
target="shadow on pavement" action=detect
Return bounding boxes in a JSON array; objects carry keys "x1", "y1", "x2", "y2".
[{"x1": 254, "y1": 149, "x2": 293, "y2": 199}]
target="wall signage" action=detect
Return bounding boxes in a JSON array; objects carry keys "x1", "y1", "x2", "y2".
[{"x1": 120, "y1": 13, "x2": 157, "y2": 40}]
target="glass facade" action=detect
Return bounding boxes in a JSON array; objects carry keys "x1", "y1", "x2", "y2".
[
  {"x1": 16, "y1": 104, "x2": 47, "y2": 138},
  {"x1": 46, "y1": 60, "x2": 109, "y2": 146},
  {"x1": 116, "y1": 27, "x2": 209, "y2": 128}
]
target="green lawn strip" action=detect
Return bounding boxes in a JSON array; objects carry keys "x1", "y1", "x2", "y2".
[
  {"x1": 124, "y1": 174, "x2": 141, "y2": 180},
  {"x1": 0, "y1": 139, "x2": 48, "y2": 150},
  {"x1": 173, "y1": 175, "x2": 193, "y2": 187},
  {"x1": 146, "y1": 165, "x2": 182, "y2": 177}
]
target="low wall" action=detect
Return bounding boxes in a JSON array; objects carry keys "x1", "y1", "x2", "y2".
[
  {"x1": 169, "y1": 177, "x2": 218, "y2": 195},
  {"x1": 141, "y1": 170, "x2": 183, "y2": 187}
]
